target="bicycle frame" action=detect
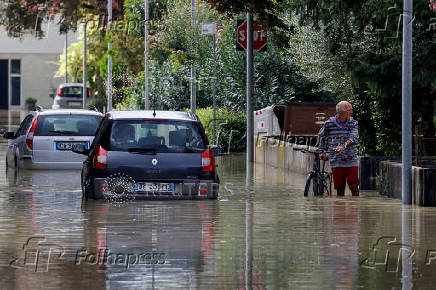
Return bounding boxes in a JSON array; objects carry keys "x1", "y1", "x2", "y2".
[{"x1": 294, "y1": 148, "x2": 332, "y2": 197}]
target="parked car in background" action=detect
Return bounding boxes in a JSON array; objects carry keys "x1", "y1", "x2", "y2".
[
  {"x1": 73, "y1": 110, "x2": 220, "y2": 200},
  {"x1": 51, "y1": 83, "x2": 93, "y2": 109},
  {"x1": 3, "y1": 109, "x2": 103, "y2": 169}
]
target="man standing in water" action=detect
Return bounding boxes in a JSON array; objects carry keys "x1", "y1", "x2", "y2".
[{"x1": 319, "y1": 101, "x2": 359, "y2": 196}]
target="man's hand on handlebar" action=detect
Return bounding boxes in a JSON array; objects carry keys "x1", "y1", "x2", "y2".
[{"x1": 320, "y1": 153, "x2": 328, "y2": 161}]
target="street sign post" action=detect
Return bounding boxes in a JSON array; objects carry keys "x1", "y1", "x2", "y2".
[
  {"x1": 236, "y1": 19, "x2": 267, "y2": 51},
  {"x1": 201, "y1": 22, "x2": 216, "y2": 36},
  {"x1": 201, "y1": 22, "x2": 217, "y2": 145}
]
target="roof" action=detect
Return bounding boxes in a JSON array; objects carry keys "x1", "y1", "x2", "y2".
[
  {"x1": 58, "y1": 83, "x2": 91, "y2": 88},
  {"x1": 37, "y1": 109, "x2": 103, "y2": 116},
  {"x1": 107, "y1": 110, "x2": 198, "y2": 121}
]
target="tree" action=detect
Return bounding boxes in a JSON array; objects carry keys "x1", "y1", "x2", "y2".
[
  {"x1": 0, "y1": 0, "x2": 124, "y2": 37},
  {"x1": 290, "y1": 0, "x2": 436, "y2": 155}
]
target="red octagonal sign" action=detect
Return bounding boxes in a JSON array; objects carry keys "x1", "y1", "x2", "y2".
[{"x1": 236, "y1": 20, "x2": 267, "y2": 51}]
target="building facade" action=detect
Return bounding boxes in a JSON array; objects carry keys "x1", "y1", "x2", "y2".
[{"x1": 0, "y1": 20, "x2": 77, "y2": 110}]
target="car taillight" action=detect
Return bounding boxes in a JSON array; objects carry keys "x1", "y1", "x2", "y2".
[
  {"x1": 201, "y1": 149, "x2": 215, "y2": 172},
  {"x1": 93, "y1": 145, "x2": 108, "y2": 168},
  {"x1": 25, "y1": 116, "x2": 38, "y2": 150},
  {"x1": 56, "y1": 87, "x2": 63, "y2": 97},
  {"x1": 87, "y1": 88, "x2": 92, "y2": 99}
]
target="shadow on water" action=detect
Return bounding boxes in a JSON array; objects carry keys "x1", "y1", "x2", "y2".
[{"x1": 0, "y1": 153, "x2": 436, "y2": 288}]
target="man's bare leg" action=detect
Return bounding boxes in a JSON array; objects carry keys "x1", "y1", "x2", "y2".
[
  {"x1": 349, "y1": 184, "x2": 359, "y2": 196},
  {"x1": 336, "y1": 184, "x2": 345, "y2": 196}
]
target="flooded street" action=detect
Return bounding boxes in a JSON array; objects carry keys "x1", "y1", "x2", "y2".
[{"x1": 0, "y1": 136, "x2": 436, "y2": 289}]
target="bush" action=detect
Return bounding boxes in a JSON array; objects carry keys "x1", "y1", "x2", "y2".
[{"x1": 195, "y1": 107, "x2": 246, "y2": 152}]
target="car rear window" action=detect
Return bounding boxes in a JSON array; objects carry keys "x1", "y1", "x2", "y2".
[
  {"x1": 34, "y1": 114, "x2": 102, "y2": 136},
  {"x1": 104, "y1": 119, "x2": 207, "y2": 152},
  {"x1": 61, "y1": 86, "x2": 90, "y2": 98}
]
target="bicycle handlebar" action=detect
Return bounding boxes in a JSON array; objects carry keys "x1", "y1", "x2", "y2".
[{"x1": 293, "y1": 148, "x2": 319, "y2": 155}]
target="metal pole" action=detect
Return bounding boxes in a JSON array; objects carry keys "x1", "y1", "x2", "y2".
[
  {"x1": 190, "y1": 0, "x2": 196, "y2": 114},
  {"x1": 402, "y1": 0, "x2": 413, "y2": 204},
  {"x1": 246, "y1": 11, "x2": 254, "y2": 163},
  {"x1": 402, "y1": 206, "x2": 413, "y2": 290},
  {"x1": 212, "y1": 33, "x2": 217, "y2": 145},
  {"x1": 245, "y1": 162, "x2": 253, "y2": 290},
  {"x1": 83, "y1": 21, "x2": 87, "y2": 109},
  {"x1": 65, "y1": 31, "x2": 68, "y2": 83},
  {"x1": 107, "y1": 0, "x2": 113, "y2": 111},
  {"x1": 144, "y1": 0, "x2": 150, "y2": 110}
]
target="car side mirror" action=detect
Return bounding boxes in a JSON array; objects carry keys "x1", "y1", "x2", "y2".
[
  {"x1": 49, "y1": 93, "x2": 55, "y2": 99},
  {"x1": 3, "y1": 132, "x2": 16, "y2": 139},
  {"x1": 72, "y1": 143, "x2": 89, "y2": 155}
]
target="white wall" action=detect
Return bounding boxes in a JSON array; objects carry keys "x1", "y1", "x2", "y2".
[
  {"x1": 0, "y1": 17, "x2": 77, "y2": 54},
  {"x1": 0, "y1": 17, "x2": 78, "y2": 109}
]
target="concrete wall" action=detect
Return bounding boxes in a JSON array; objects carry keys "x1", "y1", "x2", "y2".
[
  {"x1": 254, "y1": 136, "x2": 330, "y2": 175},
  {"x1": 379, "y1": 161, "x2": 436, "y2": 206}
]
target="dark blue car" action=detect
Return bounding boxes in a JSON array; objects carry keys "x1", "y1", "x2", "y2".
[{"x1": 73, "y1": 110, "x2": 219, "y2": 200}]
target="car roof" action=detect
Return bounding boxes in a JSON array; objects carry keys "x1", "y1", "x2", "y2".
[
  {"x1": 36, "y1": 109, "x2": 103, "y2": 116},
  {"x1": 107, "y1": 110, "x2": 198, "y2": 121},
  {"x1": 59, "y1": 83, "x2": 90, "y2": 88}
]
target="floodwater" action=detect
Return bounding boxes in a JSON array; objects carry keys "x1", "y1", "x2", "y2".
[{"x1": 0, "y1": 119, "x2": 436, "y2": 289}]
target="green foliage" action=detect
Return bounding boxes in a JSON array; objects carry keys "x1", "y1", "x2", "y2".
[
  {"x1": 195, "y1": 107, "x2": 247, "y2": 151},
  {"x1": 292, "y1": 0, "x2": 436, "y2": 156},
  {"x1": 25, "y1": 97, "x2": 37, "y2": 105},
  {"x1": 122, "y1": 1, "x2": 336, "y2": 112}
]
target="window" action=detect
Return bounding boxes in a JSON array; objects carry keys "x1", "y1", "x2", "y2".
[
  {"x1": 10, "y1": 59, "x2": 21, "y2": 106},
  {"x1": 11, "y1": 60, "x2": 21, "y2": 74},
  {"x1": 108, "y1": 120, "x2": 206, "y2": 152},
  {"x1": 34, "y1": 114, "x2": 103, "y2": 136},
  {"x1": 17, "y1": 115, "x2": 34, "y2": 136}
]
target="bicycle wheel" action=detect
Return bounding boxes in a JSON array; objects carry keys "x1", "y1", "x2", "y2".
[
  {"x1": 322, "y1": 173, "x2": 333, "y2": 197},
  {"x1": 304, "y1": 173, "x2": 319, "y2": 197}
]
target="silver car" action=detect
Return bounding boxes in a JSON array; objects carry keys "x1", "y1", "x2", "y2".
[
  {"x1": 3, "y1": 109, "x2": 103, "y2": 169},
  {"x1": 51, "y1": 83, "x2": 93, "y2": 109}
]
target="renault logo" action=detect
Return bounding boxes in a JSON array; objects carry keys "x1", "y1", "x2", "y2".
[{"x1": 152, "y1": 158, "x2": 158, "y2": 166}]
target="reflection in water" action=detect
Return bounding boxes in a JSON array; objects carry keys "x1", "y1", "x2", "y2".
[{"x1": 1, "y1": 152, "x2": 436, "y2": 288}]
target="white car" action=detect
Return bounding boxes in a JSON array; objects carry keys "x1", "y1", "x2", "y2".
[
  {"x1": 3, "y1": 109, "x2": 103, "y2": 169},
  {"x1": 51, "y1": 83, "x2": 93, "y2": 109}
]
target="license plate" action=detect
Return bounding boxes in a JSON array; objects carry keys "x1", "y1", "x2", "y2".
[
  {"x1": 56, "y1": 142, "x2": 89, "y2": 150},
  {"x1": 68, "y1": 101, "x2": 81, "y2": 106},
  {"x1": 135, "y1": 182, "x2": 175, "y2": 193}
]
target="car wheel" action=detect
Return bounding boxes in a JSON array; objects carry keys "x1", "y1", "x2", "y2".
[{"x1": 82, "y1": 183, "x2": 88, "y2": 200}]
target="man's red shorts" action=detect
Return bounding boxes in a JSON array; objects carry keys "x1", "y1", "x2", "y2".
[{"x1": 331, "y1": 166, "x2": 359, "y2": 189}]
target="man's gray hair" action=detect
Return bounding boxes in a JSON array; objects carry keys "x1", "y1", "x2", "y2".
[{"x1": 336, "y1": 101, "x2": 350, "y2": 114}]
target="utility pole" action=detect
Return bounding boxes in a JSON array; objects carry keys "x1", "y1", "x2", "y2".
[
  {"x1": 83, "y1": 21, "x2": 87, "y2": 109},
  {"x1": 107, "y1": 0, "x2": 113, "y2": 111},
  {"x1": 190, "y1": 0, "x2": 196, "y2": 114},
  {"x1": 65, "y1": 31, "x2": 68, "y2": 83},
  {"x1": 144, "y1": 0, "x2": 150, "y2": 110},
  {"x1": 212, "y1": 32, "x2": 217, "y2": 145},
  {"x1": 246, "y1": 10, "x2": 254, "y2": 163},
  {"x1": 402, "y1": 0, "x2": 413, "y2": 205}
]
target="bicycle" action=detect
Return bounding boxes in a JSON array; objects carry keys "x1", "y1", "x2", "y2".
[{"x1": 293, "y1": 148, "x2": 332, "y2": 197}]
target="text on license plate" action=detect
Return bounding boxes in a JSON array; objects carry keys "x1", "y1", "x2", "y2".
[
  {"x1": 135, "y1": 182, "x2": 174, "y2": 192},
  {"x1": 56, "y1": 142, "x2": 89, "y2": 150},
  {"x1": 68, "y1": 101, "x2": 82, "y2": 106}
]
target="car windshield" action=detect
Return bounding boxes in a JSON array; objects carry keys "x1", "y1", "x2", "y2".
[
  {"x1": 107, "y1": 120, "x2": 206, "y2": 152},
  {"x1": 34, "y1": 114, "x2": 102, "y2": 136}
]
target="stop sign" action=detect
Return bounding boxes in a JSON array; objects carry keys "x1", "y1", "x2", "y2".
[{"x1": 236, "y1": 20, "x2": 267, "y2": 51}]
